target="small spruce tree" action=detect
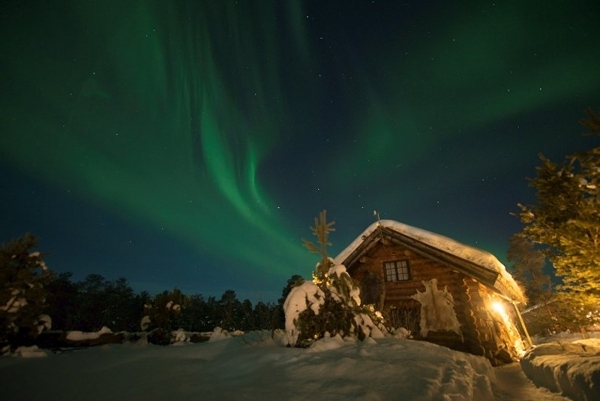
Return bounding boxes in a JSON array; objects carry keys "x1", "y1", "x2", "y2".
[
  {"x1": 302, "y1": 210, "x2": 336, "y2": 277},
  {"x1": 285, "y1": 211, "x2": 385, "y2": 347}
]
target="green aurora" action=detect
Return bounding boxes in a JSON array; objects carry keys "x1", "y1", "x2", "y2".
[{"x1": 1, "y1": 0, "x2": 599, "y2": 298}]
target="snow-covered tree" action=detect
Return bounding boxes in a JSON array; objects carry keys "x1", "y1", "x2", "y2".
[
  {"x1": 217, "y1": 290, "x2": 243, "y2": 331},
  {"x1": 284, "y1": 211, "x2": 385, "y2": 347},
  {"x1": 141, "y1": 287, "x2": 187, "y2": 344},
  {"x1": 507, "y1": 234, "x2": 551, "y2": 306},
  {"x1": 516, "y1": 107, "x2": 600, "y2": 329},
  {"x1": 0, "y1": 233, "x2": 52, "y2": 348},
  {"x1": 506, "y1": 234, "x2": 562, "y2": 335}
]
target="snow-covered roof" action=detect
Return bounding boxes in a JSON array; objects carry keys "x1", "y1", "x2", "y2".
[{"x1": 334, "y1": 220, "x2": 525, "y2": 304}]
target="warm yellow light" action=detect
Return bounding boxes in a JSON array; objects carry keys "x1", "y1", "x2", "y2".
[
  {"x1": 491, "y1": 301, "x2": 505, "y2": 315},
  {"x1": 490, "y1": 300, "x2": 527, "y2": 356}
]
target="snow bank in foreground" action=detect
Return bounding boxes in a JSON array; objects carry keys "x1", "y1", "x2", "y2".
[
  {"x1": 521, "y1": 338, "x2": 600, "y2": 401},
  {"x1": 0, "y1": 332, "x2": 496, "y2": 401}
]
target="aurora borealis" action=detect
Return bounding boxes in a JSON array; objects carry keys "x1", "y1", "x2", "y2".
[{"x1": 1, "y1": 1, "x2": 599, "y2": 301}]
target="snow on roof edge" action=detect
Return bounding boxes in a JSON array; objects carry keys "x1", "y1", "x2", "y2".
[{"x1": 333, "y1": 220, "x2": 525, "y2": 304}]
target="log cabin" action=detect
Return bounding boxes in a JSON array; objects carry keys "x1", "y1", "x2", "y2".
[{"x1": 334, "y1": 220, "x2": 531, "y2": 365}]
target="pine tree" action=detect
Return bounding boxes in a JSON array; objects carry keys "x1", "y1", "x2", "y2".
[
  {"x1": 45, "y1": 272, "x2": 79, "y2": 331},
  {"x1": 0, "y1": 233, "x2": 52, "y2": 348},
  {"x1": 516, "y1": 107, "x2": 600, "y2": 329},
  {"x1": 218, "y1": 290, "x2": 242, "y2": 331},
  {"x1": 506, "y1": 234, "x2": 563, "y2": 335},
  {"x1": 507, "y1": 234, "x2": 551, "y2": 306},
  {"x1": 302, "y1": 210, "x2": 336, "y2": 277}
]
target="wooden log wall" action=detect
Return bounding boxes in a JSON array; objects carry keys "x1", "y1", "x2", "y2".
[
  {"x1": 348, "y1": 240, "x2": 519, "y2": 364},
  {"x1": 463, "y1": 280, "x2": 501, "y2": 356}
]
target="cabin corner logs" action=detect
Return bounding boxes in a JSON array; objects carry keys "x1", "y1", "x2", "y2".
[{"x1": 335, "y1": 221, "x2": 529, "y2": 366}]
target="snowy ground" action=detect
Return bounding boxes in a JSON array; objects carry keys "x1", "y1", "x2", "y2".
[
  {"x1": 521, "y1": 337, "x2": 600, "y2": 401},
  {"x1": 0, "y1": 330, "x2": 592, "y2": 401}
]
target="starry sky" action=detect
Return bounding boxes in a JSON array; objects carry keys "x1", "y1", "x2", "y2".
[{"x1": 1, "y1": 0, "x2": 599, "y2": 302}]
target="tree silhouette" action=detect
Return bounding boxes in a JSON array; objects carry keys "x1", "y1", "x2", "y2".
[{"x1": 516, "y1": 107, "x2": 600, "y2": 329}]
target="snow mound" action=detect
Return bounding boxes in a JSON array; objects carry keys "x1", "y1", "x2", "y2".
[
  {"x1": 12, "y1": 345, "x2": 48, "y2": 358},
  {"x1": 66, "y1": 326, "x2": 112, "y2": 341},
  {"x1": 392, "y1": 327, "x2": 412, "y2": 339},
  {"x1": 307, "y1": 333, "x2": 348, "y2": 352},
  {"x1": 172, "y1": 328, "x2": 187, "y2": 343},
  {"x1": 521, "y1": 339, "x2": 600, "y2": 401},
  {"x1": 209, "y1": 327, "x2": 244, "y2": 342}
]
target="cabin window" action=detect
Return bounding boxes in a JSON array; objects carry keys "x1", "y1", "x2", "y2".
[{"x1": 383, "y1": 260, "x2": 410, "y2": 282}]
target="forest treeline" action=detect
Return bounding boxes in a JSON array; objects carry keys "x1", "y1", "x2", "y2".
[
  {"x1": 46, "y1": 272, "x2": 290, "y2": 333},
  {"x1": 0, "y1": 232, "x2": 302, "y2": 348}
]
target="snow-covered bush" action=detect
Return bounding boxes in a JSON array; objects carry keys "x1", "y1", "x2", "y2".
[
  {"x1": 391, "y1": 327, "x2": 412, "y2": 339},
  {"x1": 284, "y1": 211, "x2": 387, "y2": 347},
  {"x1": 35, "y1": 314, "x2": 52, "y2": 335},
  {"x1": 140, "y1": 315, "x2": 152, "y2": 331},
  {"x1": 141, "y1": 287, "x2": 187, "y2": 345},
  {"x1": 172, "y1": 328, "x2": 187, "y2": 343},
  {"x1": 284, "y1": 260, "x2": 386, "y2": 347},
  {"x1": 141, "y1": 287, "x2": 186, "y2": 331},
  {"x1": 283, "y1": 280, "x2": 324, "y2": 345}
]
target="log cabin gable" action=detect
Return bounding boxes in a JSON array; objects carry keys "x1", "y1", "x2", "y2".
[
  {"x1": 381, "y1": 227, "x2": 499, "y2": 287},
  {"x1": 343, "y1": 228, "x2": 499, "y2": 291}
]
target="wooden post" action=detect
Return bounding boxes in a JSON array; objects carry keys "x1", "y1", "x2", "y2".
[{"x1": 511, "y1": 301, "x2": 533, "y2": 349}]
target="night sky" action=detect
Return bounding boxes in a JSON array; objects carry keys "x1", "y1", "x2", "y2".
[{"x1": 1, "y1": 1, "x2": 599, "y2": 302}]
